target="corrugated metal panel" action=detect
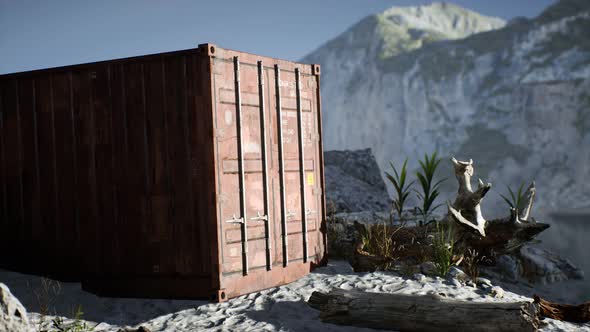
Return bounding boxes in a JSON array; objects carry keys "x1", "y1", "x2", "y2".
[{"x1": 0, "y1": 44, "x2": 326, "y2": 300}]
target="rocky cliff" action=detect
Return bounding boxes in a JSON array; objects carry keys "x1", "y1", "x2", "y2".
[{"x1": 304, "y1": 0, "x2": 590, "y2": 216}]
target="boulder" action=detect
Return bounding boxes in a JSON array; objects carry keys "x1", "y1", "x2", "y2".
[
  {"x1": 0, "y1": 283, "x2": 31, "y2": 332},
  {"x1": 495, "y1": 254, "x2": 522, "y2": 281},
  {"x1": 446, "y1": 267, "x2": 469, "y2": 282},
  {"x1": 324, "y1": 149, "x2": 390, "y2": 213},
  {"x1": 519, "y1": 245, "x2": 584, "y2": 284},
  {"x1": 118, "y1": 326, "x2": 152, "y2": 332},
  {"x1": 490, "y1": 286, "x2": 505, "y2": 299},
  {"x1": 419, "y1": 261, "x2": 438, "y2": 276}
]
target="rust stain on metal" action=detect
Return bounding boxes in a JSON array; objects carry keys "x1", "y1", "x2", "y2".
[{"x1": 0, "y1": 43, "x2": 326, "y2": 300}]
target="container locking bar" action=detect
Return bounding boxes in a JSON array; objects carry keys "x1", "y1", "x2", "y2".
[
  {"x1": 233, "y1": 56, "x2": 249, "y2": 276},
  {"x1": 275, "y1": 64, "x2": 289, "y2": 267},
  {"x1": 295, "y1": 68, "x2": 309, "y2": 263},
  {"x1": 257, "y1": 61, "x2": 272, "y2": 271}
]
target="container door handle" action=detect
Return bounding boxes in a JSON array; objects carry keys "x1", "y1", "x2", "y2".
[
  {"x1": 250, "y1": 211, "x2": 268, "y2": 222},
  {"x1": 225, "y1": 214, "x2": 245, "y2": 224}
]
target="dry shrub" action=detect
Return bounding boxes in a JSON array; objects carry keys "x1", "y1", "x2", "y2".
[
  {"x1": 326, "y1": 200, "x2": 338, "y2": 220},
  {"x1": 463, "y1": 248, "x2": 485, "y2": 283},
  {"x1": 360, "y1": 222, "x2": 410, "y2": 260},
  {"x1": 29, "y1": 277, "x2": 61, "y2": 316}
]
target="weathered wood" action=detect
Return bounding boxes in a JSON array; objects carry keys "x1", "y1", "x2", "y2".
[
  {"x1": 519, "y1": 182, "x2": 536, "y2": 221},
  {"x1": 448, "y1": 157, "x2": 491, "y2": 237},
  {"x1": 308, "y1": 289, "x2": 541, "y2": 332},
  {"x1": 464, "y1": 217, "x2": 550, "y2": 255},
  {"x1": 446, "y1": 157, "x2": 549, "y2": 255},
  {"x1": 534, "y1": 295, "x2": 590, "y2": 323}
]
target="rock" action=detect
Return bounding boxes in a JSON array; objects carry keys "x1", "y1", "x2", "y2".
[
  {"x1": 326, "y1": 210, "x2": 389, "y2": 259},
  {"x1": 325, "y1": 218, "x2": 358, "y2": 259},
  {"x1": 0, "y1": 283, "x2": 31, "y2": 332},
  {"x1": 476, "y1": 278, "x2": 492, "y2": 287},
  {"x1": 118, "y1": 326, "x2": 152, "y2": 332},
  {"x1": 419, "y1": 262, "x2": 437, "y2": 276},
  {"x1": 490, "y1": 286, "x2": 505, "y2": 299},
  {"x1": 495, "y1": 255, "x2": 522, "y2": 281},
  {"x1": 519, "y1": 245, "x2": 584, "y2": 284},
  {"x1": 413, "y1": 273, "x2": 427, "y2": 282},
  {"x1": 326, "y1": 222, "x2": 354, "y2": 259},
  {"x1": 449, "y1": 278, "x2": 463, "y2": 288},
  {"x1": 396, "y1": 263, "x2": 419, "y2": 278},
  {"x1": 446, "y1": 267, "x2": 468, "y2": 282},
  {"x1": 324, "y1": 149, "x2": 391, "y2": 213}
]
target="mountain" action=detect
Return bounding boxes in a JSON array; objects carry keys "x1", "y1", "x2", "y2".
[{"x1": 303, "y1": 0, "x2": 590, "y2": 216}]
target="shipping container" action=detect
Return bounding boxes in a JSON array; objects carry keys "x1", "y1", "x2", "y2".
[{"x1": 0, "y1": 43, "x2": 327, "y2": 301}]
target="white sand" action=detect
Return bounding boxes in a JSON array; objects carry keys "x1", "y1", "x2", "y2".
[{"x1": 2, "y1": 261, "x2": 589, "y2": 332}]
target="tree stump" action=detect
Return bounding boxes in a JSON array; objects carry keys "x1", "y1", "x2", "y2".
[{"x1": 446, "y1": 157, "x2": 549, "y2": 255}]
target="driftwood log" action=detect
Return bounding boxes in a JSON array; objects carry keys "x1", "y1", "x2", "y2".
[
  {"x1": 308, "y1": 289, "x2": 541, "y2": 331},
  {"x1": 447, "y1": 157, "x2": 549, "y2": 255},
  {"x1": 534, "y1": 295, "x2": 590, "y2": 323}
]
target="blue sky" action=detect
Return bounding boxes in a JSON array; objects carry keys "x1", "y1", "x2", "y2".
[{"x1": 0, "y1": 0, "x2": 555, "y2": 74}]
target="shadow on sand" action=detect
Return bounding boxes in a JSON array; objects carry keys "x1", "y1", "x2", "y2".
[
  {"x1": 0, "y1": 268, "x2": 206, "y2": 327},
  {"x1": 242, "y1": 298, "x2": 382, "y2": 332}
]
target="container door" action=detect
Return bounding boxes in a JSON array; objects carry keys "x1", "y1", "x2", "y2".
[
  {"x1": 213, "y1": 55, "x2": 323, "y2": 278},
  {"x1": 269, "y1": 66, "x2": 322, "y2": 267},
  {"x1": 213, "y1": 57, "x2": 273, "y2": 275}
]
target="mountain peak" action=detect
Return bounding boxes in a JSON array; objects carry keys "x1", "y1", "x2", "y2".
[
  {"x1": 376, "y1": 2, "x2": 505, "y2": 58},
  {"x1": 536, "y1": 0, "x2": 590, "y2": 24}
]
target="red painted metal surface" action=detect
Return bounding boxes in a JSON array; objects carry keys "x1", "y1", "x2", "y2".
[{"x1": 0, "y1": 44, "x2": 326, "y2": 300}]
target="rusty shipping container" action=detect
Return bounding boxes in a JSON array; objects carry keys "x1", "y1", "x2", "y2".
[{"x1": 0, "y1": 43, "x2": 327, "y2": 301}]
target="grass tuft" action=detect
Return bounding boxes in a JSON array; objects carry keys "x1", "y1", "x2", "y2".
[{"x1": 432, "y1": 222, "x2": 455, "y2": 277}]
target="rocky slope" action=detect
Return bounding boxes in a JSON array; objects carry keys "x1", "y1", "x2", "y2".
[
  {"x1": 324, "y1": 149, "x2": 390, "y2": 212},
  {"x1": 303, "y1": 0, "x2": 590, "y2": 216}
]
